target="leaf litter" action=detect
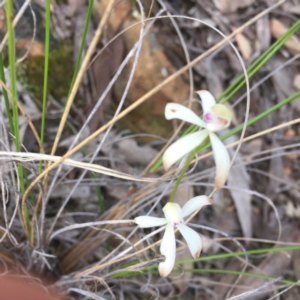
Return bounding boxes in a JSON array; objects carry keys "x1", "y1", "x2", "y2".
[{"x1": 1, "y1": 0, "x2": 300, "y2": 299}]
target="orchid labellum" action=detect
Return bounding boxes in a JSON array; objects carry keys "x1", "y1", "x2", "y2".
[
  {"x1": 135, "y1": 196, "x2": 211, "y2": 277},
  {"x1": 162, "y1": 90, "x2": 233, "y2": 189}
]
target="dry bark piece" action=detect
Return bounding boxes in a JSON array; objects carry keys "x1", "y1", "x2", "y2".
[
  {"x1": 212, "y1": 0, "x2": 255, "y2": 13},
  {"x1": 270, "y1": 19, "x2": 300, "y2": 55}
]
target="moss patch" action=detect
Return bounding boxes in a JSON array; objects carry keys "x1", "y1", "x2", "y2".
[{"x1": 17, "y1": 41, "x2": 74, "y2": 104}]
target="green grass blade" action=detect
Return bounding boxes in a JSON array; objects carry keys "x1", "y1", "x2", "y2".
[
  {"x1": 68, "y1": 0, "x2": 94, "y2": 95},
  {"x1": 6, "y1": 0, "x2": 28, "y2": 232},
  {"x1": 6, "y1": 0, "x2": 19, "y2": 151},
  {"x1": 112, "y1": 245, "x2": 300, "y2": 279},
  {"x1": 6, "y1": 0, "x2": 24, "y2": 190},
  {"x1": 40, "y1": 0, "x2": 51, "y2": 149}
]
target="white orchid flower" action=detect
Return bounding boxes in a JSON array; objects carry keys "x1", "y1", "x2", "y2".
[
  {"x1": 162, "y1": 90, "x2": 233, "y2": 189},
  {"x1": 134, "y1": 196, "x2": 211, "y2": 277}
]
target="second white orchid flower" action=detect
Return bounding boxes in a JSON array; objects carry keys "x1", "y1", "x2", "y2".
[
  {"x1": 135, "y1": 196, "x2": 211, "y2": 277},
  {"x1": 163, "y1": 90, "x2": 233, "y2": 189}
]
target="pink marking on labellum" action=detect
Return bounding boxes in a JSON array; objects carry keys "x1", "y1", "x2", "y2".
[{"x1": 205, "y1": 112, "x2": 213, "y2": 122}]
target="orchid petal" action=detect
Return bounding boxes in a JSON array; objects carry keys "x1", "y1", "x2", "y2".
[
  {"x1": 165, "y1": 103, "x2": 206, "y2": 127},
  {"x1": 163, "y1": 130, "x2": 209, "y2": 171},
  {"x1": 181, "y1": 196, "x2": 212, "y2": 219},
  {"x1": 209, "y1": 132, "x2": 230, "y2": 189},
  {"x1": 195, "y1": 90, "x2": 216, "y2": 115},
  {"x1": 206, "y1": 122, "x2": 227, "y2": 132},
  {"x1": 206, "y1": 104, "x2": 233, "y2": 132},
  {"x1": 159, "y1": 223, "x2": 176, "y2": 277},
  {"x1": 211, "y1": 104, "x2": 233, "y2": 126},
  {"x1": 134, "y1": 216, "x2": 168, "y2": 228},
  {"x1": 163, "y1": 202, "x2": 182, "y2": 224},
  {"x1": 177, "y1": 224, "x2": 202, "y2": 259}
]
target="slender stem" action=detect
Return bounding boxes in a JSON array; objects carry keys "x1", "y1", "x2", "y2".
[
  {"x1": 169, "y1": 149, "x2": 197, "y2": 203},
  {"x1": 40, "y1": 0, "x2": 51, "y2": 148}
]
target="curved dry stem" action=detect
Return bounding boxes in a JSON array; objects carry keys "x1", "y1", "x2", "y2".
[{"x1": 0, "y1": 151, "x2": 174, "y2": 182}]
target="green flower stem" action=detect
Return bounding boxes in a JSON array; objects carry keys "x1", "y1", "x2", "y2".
[{"x1": 169, "y1": 148, "x2": 198, "y2": 203}]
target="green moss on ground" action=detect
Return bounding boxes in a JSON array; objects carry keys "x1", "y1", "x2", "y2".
[{"x1": 17, "y1": 41, "x2": 74, "y2": 104}]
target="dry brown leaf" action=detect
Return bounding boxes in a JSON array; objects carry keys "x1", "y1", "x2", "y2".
[
  {"x1": 113, "y1": 17, "x2": 192, "y2": 136},
  {"x1": 95, "y1": 0, "x2": 131, "y2": 33},
  {"x1": 293, "y1": 74, "x2": 300, "y2": 90},
  {"x1": 235, "y1": 31, "x2": 253, "y2": 60},
  {"x1": 270, "y1": 19, "x2": 300, "y2": 55},
  {"x1": 212, "y1": 0, "x2": 255, "y2": 13},
  {"x1": 85, "y1": 0, "x2": 129, "y2": 132}
]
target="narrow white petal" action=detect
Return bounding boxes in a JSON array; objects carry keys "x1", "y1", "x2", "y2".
[
  {"x1": 165, "y1": 103, "x2": 206, "y2": 127},
  {"x1": 134, "y1": 216, "x2": 167, "y2": 228},
  {"x1": 209, "y1": 132, "x2": 230, "y2": 189},
  {"x1": 195, "y1": 90, "x2": 216, "y2": 115},
  {"x1": 177, "y1": 224, "x2": 202, "y2": 259},
  {"x1": 181, "y1": 196, "x2": 212, "y2": 219},
  {"x1": 163, "y1": 203, "x2": 182, "y2": 224},
  {"x1": 159, "y1": 223, "x2": 176, "y2": 277},
  {"x1": 163, "y1": 130, "x2": 209, "y2": 171},
  {"x1": 206, "y1": 122, "x2": 226, "y2": 132}
]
